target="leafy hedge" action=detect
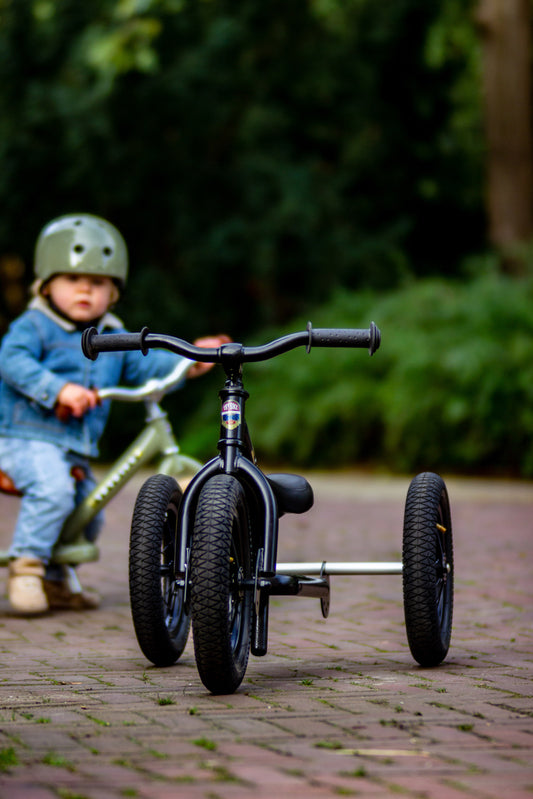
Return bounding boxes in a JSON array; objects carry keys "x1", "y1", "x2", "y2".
[
  {"x1": 0, "y1": 0, "x2": 483, "y2": 340},
  {"x1": 180, "y1": 272, "x2": 533, "y2": 476}
]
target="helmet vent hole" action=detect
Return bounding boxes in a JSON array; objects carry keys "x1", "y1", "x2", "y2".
[{"x1": 73, "y1": 244, "x2": 85, "y2": 254}]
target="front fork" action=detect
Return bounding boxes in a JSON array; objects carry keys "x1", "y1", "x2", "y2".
[
  {"x1": 178, "y1": 368, "x2": 280, "y2": 655},
  {"x1": 177, "y1": 455, "x2": 279, "y2": 657}
]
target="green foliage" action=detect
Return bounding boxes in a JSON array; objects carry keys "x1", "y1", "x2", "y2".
[
  {"x1": 0, "y1": 0, "x2": 484, "y2": 338},
  {"x1": 0, "y1": 746, "x2": 18, "y2": 772},
  {"x1": 2, "y1": 0, "x2": 513, "y2": 475},
  {"x1": 181, "y1": 272, "x2": 533, "y2": 476},
  {"x1": 373, "y1": 273, "x2": 533, "y2": 475}
]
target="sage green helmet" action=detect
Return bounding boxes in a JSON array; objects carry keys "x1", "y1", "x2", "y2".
[{"x1": 35, "y1": 213, "x2": 128, "y2": 287}]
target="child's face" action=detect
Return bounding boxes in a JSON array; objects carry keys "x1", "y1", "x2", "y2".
[{"x1": 43, "y1": 274, "x2": 118, "y2": 322}]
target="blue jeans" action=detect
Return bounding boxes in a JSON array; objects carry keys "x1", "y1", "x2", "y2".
[{"x1": 0, "y1": 438, "x2": 103, "y2": 563}]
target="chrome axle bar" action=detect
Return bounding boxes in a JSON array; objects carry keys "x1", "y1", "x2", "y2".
[{"x1": 276, "y1": 561, "x2": 403, "y2": 576}]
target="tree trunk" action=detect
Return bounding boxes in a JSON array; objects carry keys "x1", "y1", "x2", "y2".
[{"x1": 477, "y1": 0, "x2": 533, "y2": 274}]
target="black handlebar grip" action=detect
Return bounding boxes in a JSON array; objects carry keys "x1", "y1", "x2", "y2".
[
  {"x1": 82, "y1": 327, "x2": 150, "y2": 360},
  {"x1": 310, "y1": 321, "x2": 381, "y2": 355}
]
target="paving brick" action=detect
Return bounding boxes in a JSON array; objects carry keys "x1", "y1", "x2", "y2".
[{"x1": 0, "y1": 471, "x2": 531, "y2": 798}]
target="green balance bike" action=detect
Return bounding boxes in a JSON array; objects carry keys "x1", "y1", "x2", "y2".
[{"x1": 0, "y1": 358, "x2": 202, "y2": 593}]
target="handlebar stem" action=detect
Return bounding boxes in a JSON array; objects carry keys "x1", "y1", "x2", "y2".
[{"x1": 219, "y1": 342, "x2": 245, "y2": 379}]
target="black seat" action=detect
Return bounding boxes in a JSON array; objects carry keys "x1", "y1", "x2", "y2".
[{"x1": 266, "y1": 473, "x2": 314, "y2": 516}]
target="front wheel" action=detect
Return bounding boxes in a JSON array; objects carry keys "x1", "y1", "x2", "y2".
[
  {"x1": 129, "y1": 474, "x2": 190, "y2": 666},
  {"x1": 402, "y1": 472, "x2": 453, "y2": 667},
  {"x1": 190, "y1": 475, "x2": 253, "y2": 694}
]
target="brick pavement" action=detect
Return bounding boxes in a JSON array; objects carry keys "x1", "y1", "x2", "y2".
[{"x1": 0, "y1": 470, "x2": 531, "y2": 799}]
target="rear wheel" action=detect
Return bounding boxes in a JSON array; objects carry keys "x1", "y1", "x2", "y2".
[
  {"x1": 403, "y1": 472, "x2": 453, "y2": 667},
  {"x1": 129, "y1": 474, "x2": 190, "y2": 666},
  {"x1": 190, "y1": 475, "x2": 253, "y2": 694}
]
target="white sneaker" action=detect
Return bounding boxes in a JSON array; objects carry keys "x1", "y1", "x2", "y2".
[{"x1": 8, "y1": 557, "x2": 49, "y2": 615}]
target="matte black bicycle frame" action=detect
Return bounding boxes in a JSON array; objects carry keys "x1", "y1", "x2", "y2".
[{"x1": 82, "y1": 323, "x2": 380, "y2": 656}]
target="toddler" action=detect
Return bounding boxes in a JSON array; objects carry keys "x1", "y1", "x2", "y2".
[{"x1": 0, "y1": 213, "x2": 226, "y2": 615}]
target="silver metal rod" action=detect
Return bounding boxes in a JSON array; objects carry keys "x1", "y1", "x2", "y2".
[{"x1": 276, "y1": 561, "x2": 403, "y2": 576}]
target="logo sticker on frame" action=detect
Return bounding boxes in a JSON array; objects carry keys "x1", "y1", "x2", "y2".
[{"x1": 221, "y1": 400, "x2": 240, "y2": 430}]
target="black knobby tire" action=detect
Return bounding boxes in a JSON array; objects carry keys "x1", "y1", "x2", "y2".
[
  {"x1": 190, "y1": 475, "x2": 253, "y2": 694},
  {"x1": 403, "y1": 472, "x2": 454, "y2": 667},
  {"x1": 129, "y1": 474, "x2": 190, "y2": 666}
]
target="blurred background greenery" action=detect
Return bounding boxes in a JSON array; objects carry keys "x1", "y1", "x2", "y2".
[{"x1": 1, "y1": 0, "x2": 532, "y2": 476}]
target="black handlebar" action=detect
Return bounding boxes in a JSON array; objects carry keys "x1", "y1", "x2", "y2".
[
  {"x1": 82, "y1": 327, "x2": 152, "y2": 360},
  {"x1": 308, "y1": 324, "x2": 381, "y2": 351},
  {"x1": 82, "y1": 321, "x2": 381, "y2": 364}
]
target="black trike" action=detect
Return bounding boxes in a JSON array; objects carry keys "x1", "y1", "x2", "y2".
[{"x1": 83, "y1": 323, "x2": 453, "y2": 695}]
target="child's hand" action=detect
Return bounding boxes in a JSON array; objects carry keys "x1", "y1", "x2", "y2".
[
  {"x1": 187, "y1": 334, "x2": 232, "y2": 379},
  {"x1": 55, "y1": 383, "x2": 99, "y2": 420}
]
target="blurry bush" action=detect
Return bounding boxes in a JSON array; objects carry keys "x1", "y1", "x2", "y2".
[
  {"x1": 0, "y1": 0, "x2": 484, "y2": 339},
  {"x1": 177, "y1": 268, "x2": 533, "y2": 477}
]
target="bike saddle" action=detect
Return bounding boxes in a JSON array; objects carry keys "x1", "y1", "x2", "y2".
[
  {"x1": 266, "y1": 473, "x2": 314, "y2": 516},
  {"x1": 0, "y1": 469, "x2": 22, "y2": 497},
  {"x1": 0, "y1": 467, "x2": 86, "y2": 497}
]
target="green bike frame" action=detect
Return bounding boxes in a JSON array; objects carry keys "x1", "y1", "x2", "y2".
[{"x1": 0, "y1": 360, "x2": 202, "y2": 567}]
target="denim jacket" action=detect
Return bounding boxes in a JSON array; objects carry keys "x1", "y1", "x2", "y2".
[{"x1": 0, "y1": 297, "x2": 182, "y2": 457}]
